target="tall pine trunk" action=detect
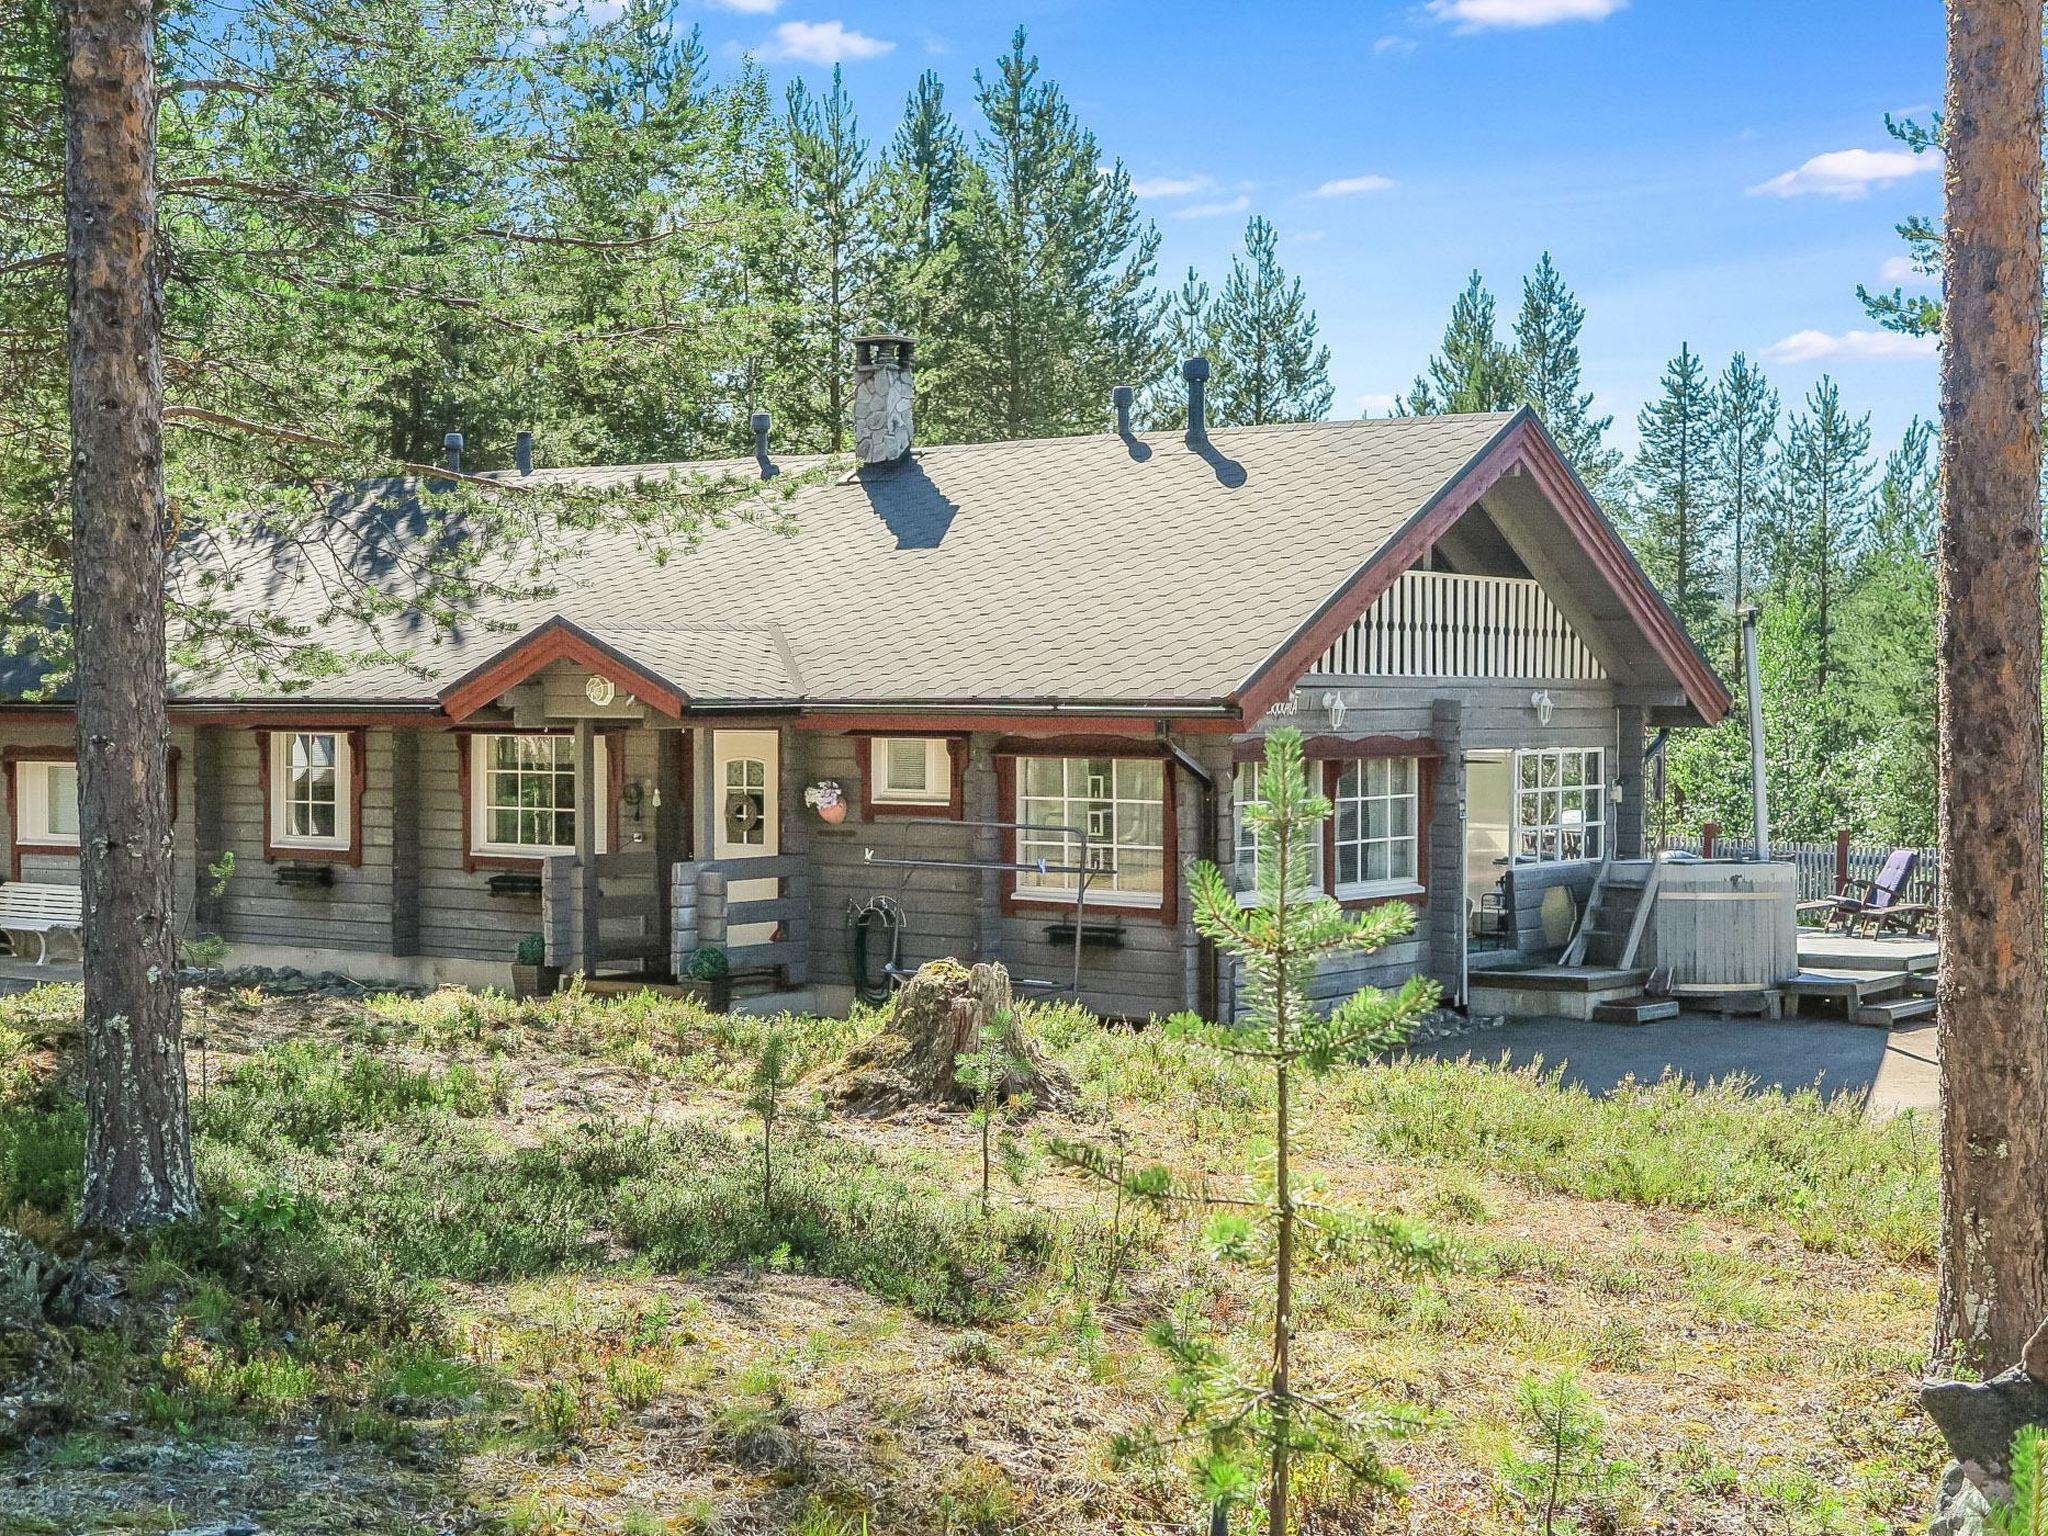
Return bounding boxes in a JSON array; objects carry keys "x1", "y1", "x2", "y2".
[
  {"x1": 64, "y1": 0, "x2": 198, "y2": 1232},
  {"x1": 1934, "y1": 0, "x2": 2048, "y2": 1371}
]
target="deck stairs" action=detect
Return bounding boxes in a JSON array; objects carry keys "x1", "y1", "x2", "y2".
[
  {"x1": 1780, "y1": 967, "x2": 1934, "y2": 1027},
  {"x1": 1562, "y1": 858, "x2": 1661, "y2": 969}
]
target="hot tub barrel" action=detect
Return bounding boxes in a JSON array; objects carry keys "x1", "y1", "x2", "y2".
[{"x1": 1649, "y1": 860, "x2": 1800, "y2": 987}]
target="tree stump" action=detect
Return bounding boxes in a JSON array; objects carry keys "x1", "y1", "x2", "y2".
[{"x1": 828, "y1": 959, "x2": 1067, "y2": 1115}]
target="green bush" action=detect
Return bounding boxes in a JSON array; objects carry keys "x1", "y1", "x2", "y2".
[{"x1": 199, "y1": 1039, "x2": 498, "y2": 1153}]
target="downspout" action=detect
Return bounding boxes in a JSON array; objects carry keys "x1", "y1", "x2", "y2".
[{"x1": 1163, "y1": 735, "x2": 1221, "y2": 1021}]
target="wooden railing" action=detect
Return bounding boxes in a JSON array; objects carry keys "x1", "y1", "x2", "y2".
[
  {"x1": 541, "y1": 849, "x2": 666, "y2": 976},
  {"x1": 1670, "y1": 826, "x2": 1938, "y2": 907},
  {"x1": 670, "y1": 854, "x2": 809, "y2": 982},
  {"x1": 1310, "y1": 570, "x2": 1605, "y2": 681}
]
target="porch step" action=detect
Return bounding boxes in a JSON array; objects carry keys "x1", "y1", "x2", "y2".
[
  {"x1": 1781, "y1": 969, "x2": 1909, "y2": 1014},
  {"x1": 1592, "y1": 995, "x2": 1680, "y2": 1025},
  {"x1": 1905, "y1": 972, "x2": 1939, "y2": 998},
  {"x1": 1855, "y1": 994, "x2": 1937, "y2": 1028}
]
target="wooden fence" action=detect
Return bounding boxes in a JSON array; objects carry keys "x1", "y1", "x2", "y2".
[{"x1": 1665, "y1": 826, "x2": 1938, "y2": 906}]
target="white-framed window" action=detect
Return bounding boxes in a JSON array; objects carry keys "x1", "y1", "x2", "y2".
[
  {"x1": 1515, "y1": 748, "x2": 1604, "y2": 863},
  {"x1": 1232, "y1": 760, "x2": 1324, "y2": 900},
  {"x1": 1015, "y1": 756, "x2": 1166, "y2": 907},
  {"x1": 722, "y1": 750, "x2": 769, "y2": 848},
  {"x1": 268, "y1": 731, "x2": 351, "y2": 851},
  {"x1": 1332, "y1": 757, "x2": 1421, "y2": 899},
  {"x1": 470, "y1": 734, "x2": 608, "y2": 858},
  {"x1": 15, "y1": 759, "x2": 79, "y2": 846},
  {"x1": 870, "y1": 737, "x2": 952, "y2": 806}
]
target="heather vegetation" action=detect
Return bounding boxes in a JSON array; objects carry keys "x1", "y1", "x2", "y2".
[{"x1": 0, "y1": 978, "x2": 1943, "y2": 1534}]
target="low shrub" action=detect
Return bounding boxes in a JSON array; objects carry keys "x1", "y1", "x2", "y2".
[{"x1": 199, "y1": 1039, "x2": 500, "y2": 1153}]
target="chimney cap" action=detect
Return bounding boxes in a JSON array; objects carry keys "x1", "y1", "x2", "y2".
[
  {"x1": 749, "y1": 409, "x2": 772, "y2": 433},
  {"x1": 1111, "y1": 384, "x2": 1134, "y2": 407},
  {"x1": 1180, "y1": 357, "x2": 1210, "y2": 384}
]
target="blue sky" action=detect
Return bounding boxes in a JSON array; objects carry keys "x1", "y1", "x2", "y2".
[{"x1": 679, "y1": 0, "x2": 1944, "y2": 457}]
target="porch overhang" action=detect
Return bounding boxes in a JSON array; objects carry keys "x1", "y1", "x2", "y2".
[{"x1": 438, "y1": 617, "x2": 688, "y2": 722}]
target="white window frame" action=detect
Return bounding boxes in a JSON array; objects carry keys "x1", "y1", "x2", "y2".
[
  {"x1": 469, "y1": 733, "x2": 609, "y2": 859},
  {"x1": 1014, "y1": 755, "x2": 1166, "y2": 909},
  {"x1": 1232, "y1": 760, "x2": 1324, "y2": 904},
  {"x1": 870, "y1": 737, "x2": 952, "y2": 806},
  {"x1": 15, "y1": 759, "x2": 79, "y2": 847},
  {"x1": 1513, "y1": 747, "x2": 1605, "y2": 864},
  {"x1": 1331, "y1": 757, "x2": 1423, "y2": 901},
  {"x1": 268, "y1": 731, "x2": 352, "y2": 852}
]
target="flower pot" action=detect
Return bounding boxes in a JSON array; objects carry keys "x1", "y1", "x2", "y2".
[
  {"x1": 680, "y1": 975, "x2": 733, "y2": 1011},
  {"x1": 511, "y1": 963, "x2": 561, "y2": 999},
  {"x1": 817, "y1": 798, "x2": 848, "y2": 825}
]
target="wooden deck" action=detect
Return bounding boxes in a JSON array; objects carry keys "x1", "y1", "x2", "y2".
[{"x1": 1796, "y1": 931, "x2": 1937, "y2": 974}]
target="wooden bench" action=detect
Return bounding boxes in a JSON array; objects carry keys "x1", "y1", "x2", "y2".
[{"x1": 0, "y1": 882, "x2": 83, "y2": 964}]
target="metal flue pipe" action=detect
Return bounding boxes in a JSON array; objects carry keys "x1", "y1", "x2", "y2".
[{"x1": 1740, "y1": 605, "x2": 1770, "y2": 860}]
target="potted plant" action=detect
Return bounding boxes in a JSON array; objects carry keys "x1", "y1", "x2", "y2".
[
  {"x1": 804, "y1": 779, "x2": 848, "y2": 825},
  {"x1": 511, "y1": 933, "x2": 560, "y2": 999},
  {"x1": 682, "y1": 944, "x2": 732, "y2": 1010}
]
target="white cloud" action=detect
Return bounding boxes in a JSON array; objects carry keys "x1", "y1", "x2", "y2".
[
  {"x1": 707, "y1": 0, "x2": 781, "y2": 12},
  {"x1": 1748, "y1": 147, "x2": 1938, "y2": 200},
  {"x1": 1428, "y1": 0, "x2": 1627, "y2": 30},
  {"x1": 1879, "y1": 254, "x2": 1937, "y2": 286},
  {"x1": 1130, "y1": 174, "x2": 1213, "y2": 199},
  {"x1": 1288, "y1": 229, "x2": 1328, "y2": 244},
  {"x1": 1311, "y1": 174, "x2": 1396, "y2": 198},
  {"x1": 1760, "y1": 328, "x2": 1937, "y2": 365},
  {"x1": 1171, "y1": 194, "x2": 1251, "y2": 220},
  {"x1": 1374, "y1": 34, "x2": 1418, "y2": 53},
  {"x1": 759, "y1": 19, "x2": 894, "y2": 63},
  {"x1": 1358, "y1": 392, "x2": 1401, "y2": 416}
]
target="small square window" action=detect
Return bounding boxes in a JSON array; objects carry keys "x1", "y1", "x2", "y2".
[{"x1": 871, "y1": 738, "x2": 952, "y2": 807}]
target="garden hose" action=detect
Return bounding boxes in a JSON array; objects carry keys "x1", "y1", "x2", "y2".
[{"x1": 847, "y1": 897, "x2": 904, "y2": 1006}]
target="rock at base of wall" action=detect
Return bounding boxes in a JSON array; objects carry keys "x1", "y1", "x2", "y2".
[{"x1": 1930, "y1": 1462, "x2": 1993, "y2": 1536}]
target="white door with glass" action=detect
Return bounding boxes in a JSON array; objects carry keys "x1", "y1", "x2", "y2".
[{"x1": 712, "y1": 730, "x2": 780, "y2": 946}]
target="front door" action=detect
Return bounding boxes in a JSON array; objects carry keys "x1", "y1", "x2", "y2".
[
  {"x1": 1465, "y1": 752, "x2": 1515, "y2": 959},
  {"x1": 712, "y1": 729, "x2": 780, "y2": 947}
]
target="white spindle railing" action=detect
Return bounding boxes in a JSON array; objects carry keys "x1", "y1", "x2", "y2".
[{"x1": 1311, "y1": 570, "x2": 1605, "y2": 681}]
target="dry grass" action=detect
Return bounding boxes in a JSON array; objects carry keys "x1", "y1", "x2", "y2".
[{"x1": 0, "y1": 982, "x2": 1943, "y2": 1535}]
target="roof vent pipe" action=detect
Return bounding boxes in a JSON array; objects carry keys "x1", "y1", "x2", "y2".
[
  {"x1": 1181, "y1": 357, "x2": 1209, "y2": 444},
  {"x1": 1112, "y1": 384, "x2": 1134, "y2": 436},
  {"x1": 750, "y1": 410, "x2": 772, "y2": 464},
  {"x1": 443, "y1": 431, "x2": 464, "y2": 474},
  {"x1": 514, "y1": 430, "x2": 533, "y2": 477}
]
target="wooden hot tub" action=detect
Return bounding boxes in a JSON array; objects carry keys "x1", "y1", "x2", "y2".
[{"x1": 1648, "y1": 859, "x2": 1799, "y2": 988}]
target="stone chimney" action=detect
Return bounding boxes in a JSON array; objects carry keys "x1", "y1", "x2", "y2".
[{"x1": 852, "y1": 334, "x2": 915, "y2": 466}]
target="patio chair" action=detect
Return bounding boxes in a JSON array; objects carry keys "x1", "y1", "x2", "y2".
[{"x1": 1796, "y1": 848, "x2": 1918, "y2": 935}]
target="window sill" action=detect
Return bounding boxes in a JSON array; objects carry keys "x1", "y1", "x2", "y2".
[
  {"x1": 1335, "y1": 880, "x2": 1425, "y2": 904},
  {"x1": 1012, "y1": 889, "x2": 1163, "y2": 914}
]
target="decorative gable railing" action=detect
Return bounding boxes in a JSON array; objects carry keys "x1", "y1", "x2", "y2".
[{"x1": 1309, "y1": 570, "x2": 1606, "y2": 681}]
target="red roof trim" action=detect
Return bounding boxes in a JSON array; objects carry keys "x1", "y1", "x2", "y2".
[
  {"x1": 438, "y1": 618, "x2": 688, "y2": 722},
  {"x1": 1231, "y1": 410, "x2": 1731, "y2": 726}
]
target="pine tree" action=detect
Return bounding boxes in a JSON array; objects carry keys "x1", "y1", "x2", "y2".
[
  {"x1": 1143, "y1": 266, "x2": 1218, "y2": 429},
  {"x1": 946, "y1": 29, "x2": 1163, "y2": 440},
  {"x1": 869, "y1": 71, "x2": 967, "y2": 363},
  {"x1": 1206, "y1": 216, "x2": 1333, "y2": 427},
  {"x1": 1768, "y1": 377, "x2": 1872, "y2": 692},
  {"x1": 1404, "y1": 270, "x2": 1520, "y2": 414},
  {"x1": 1708, "y1": 352, "x2": 1779, "y2": 651},
  {"x1": 1054, "y1": 730, "x2": 1443, "y2": 1529},
  {"x1": 1513, "y1": 253, "x2": 1619, "y2": 494},
  {"x1": 1630, "y1": 345, "x2": 1723, "y2": 644},
  {"x1": 778, "y1": 66, "x2": 875, "y2": 452}
]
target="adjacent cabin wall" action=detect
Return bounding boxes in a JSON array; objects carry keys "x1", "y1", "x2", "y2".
[{"x1": 0, "y1": 721, "x2": 195, "y2": 906}]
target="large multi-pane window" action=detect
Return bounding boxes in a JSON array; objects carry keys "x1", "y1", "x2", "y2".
[
  {"x1": 1232, "y1": 760, "x2": 1323, "y2": 896},
  {"x1": 1015, "y1": 756, "x2": 1165, "y2": 906},
  {"x1": 1331, "y1": 757, "x2": 1420, "y2": 897},
  {"x1": 269, "y1": 731, "x2": 347, "y2": 849},
  {"x1": 471, "y1": 734, "x2": 606, "y2": 857},
  {"x1": 1515, "y1": 747, "x2": 1604, "y2": 862}
]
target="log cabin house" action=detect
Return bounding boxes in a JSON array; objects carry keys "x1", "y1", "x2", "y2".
[{"x1": 0, "y1": 337, "x2": 1729, "y2": 1018}]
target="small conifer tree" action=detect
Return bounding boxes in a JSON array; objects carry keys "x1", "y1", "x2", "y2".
[
  {"x1": 1055, "y1": 728, "x2": 1445, "y2": 1530},
  {"x1": 748, "y1": 1027, "x2": 795, "y2": 1218},
  {"x1": 955, "y1": 1019, "x2": 1034, "y2": 1214}
]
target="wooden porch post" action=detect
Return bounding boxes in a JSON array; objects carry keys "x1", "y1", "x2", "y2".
[
  {"x1": 1833, "y1": 827, "x2": 1851, "y2": 896},
  {"x1": 576, "y1": 719, "x2": 598, "y2": 976}
]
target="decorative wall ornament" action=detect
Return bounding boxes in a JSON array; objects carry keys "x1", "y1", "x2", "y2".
[{"x1": 584, "y1": 674, "x2": 616, "y2": 707}]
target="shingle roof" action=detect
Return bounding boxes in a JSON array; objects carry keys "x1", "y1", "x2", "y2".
[{"x1": 3, "y1": 413, "x2": 1536, "y2": 711}]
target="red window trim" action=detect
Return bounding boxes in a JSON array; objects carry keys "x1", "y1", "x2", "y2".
[
  {"x1": 996, "y1": 749, "x2": 1179, "y2": 925},
  {"x1": 457, "y1": 727, "x2": 624, "y2": 873},
  {"x1": 853, "y1": 732, "x2": 966, "y2": 820},
  {"x1": 255, "y1": 727, "x2": 367, "y2": 867},
  {"x1": 1321, "y1": 757, "x2": 1433, "y2": 912}
]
